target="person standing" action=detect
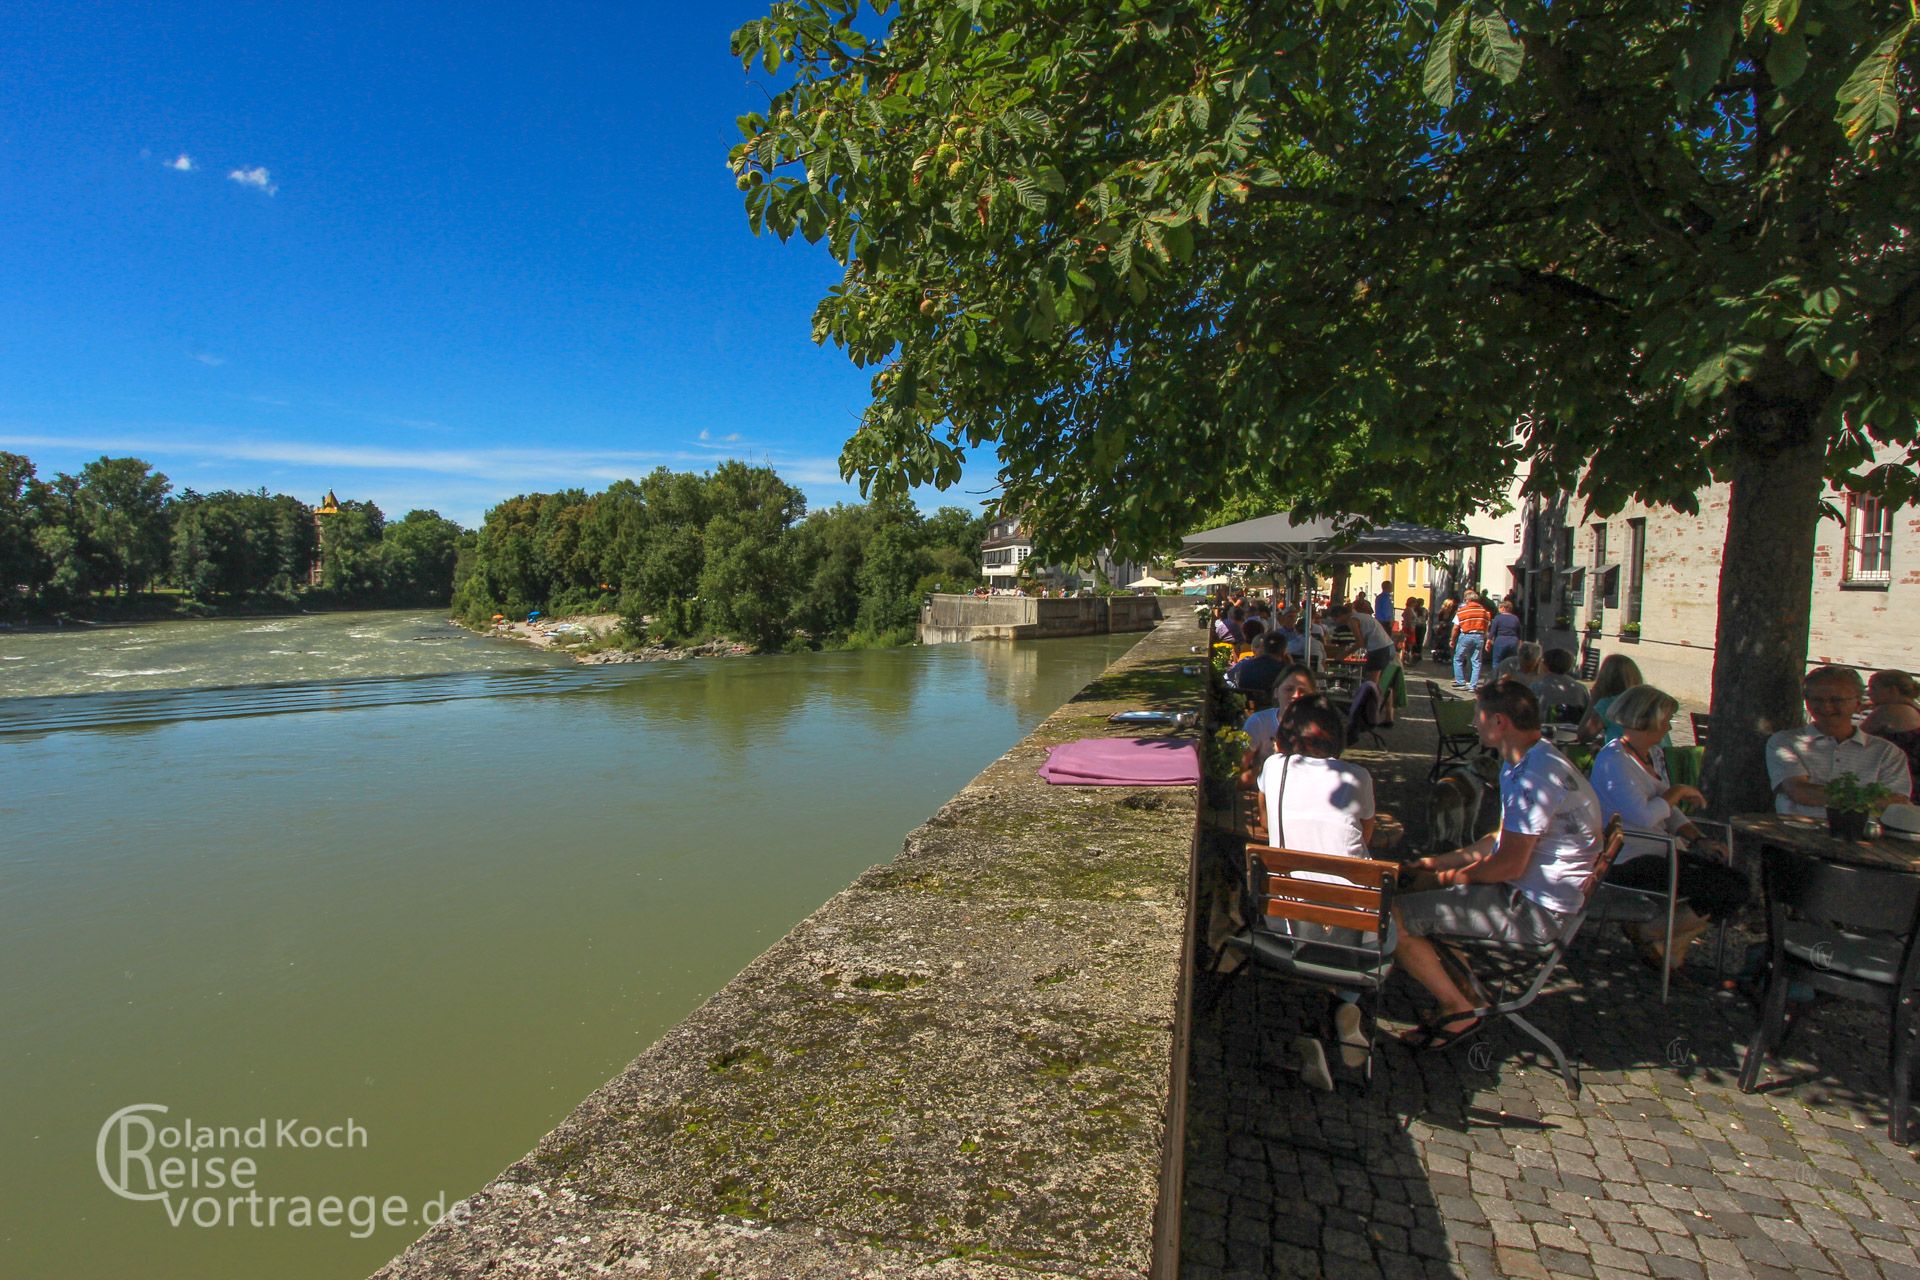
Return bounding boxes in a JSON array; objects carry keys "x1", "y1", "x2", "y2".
[
  {"x1": 1374, "y1": 582, "x2": 1396, "y2": 630},
  {"x1": 1428, "y1": 597, "x2": 1457, "y2": 663},
  {"x1": 1449, "y1": 591, "x2": 1492, "y2": 689},
  {"x1": 1486, "y1": 597, "x2": 1523, "y2": 674},
  {"x1": 1401, "y1": 597, "x2": 1428, "y2": 664}
]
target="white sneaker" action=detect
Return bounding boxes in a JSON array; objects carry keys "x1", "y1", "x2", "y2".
[
  {"x1": 1294, "y1": 1035, "x2": 1334, "y2": 1092},
  {"x1": 1333, "y1": 1002, "x2": 1369, "y2": 1070}
]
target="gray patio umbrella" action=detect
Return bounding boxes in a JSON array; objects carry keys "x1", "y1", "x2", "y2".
[
  {"x1": 1177, "y1": 514, "x2": 1496, "y2": 566},
  {"x1": 1179, "y1": 514, "x2": 1495, "y2": 663}
]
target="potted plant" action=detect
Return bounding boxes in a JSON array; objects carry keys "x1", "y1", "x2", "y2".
[
  {"x1": 1554, "y1": 613, "x2": 1573, "y2": 629},
  {"x1": 1201, "y1": 725, "x2": 1251, "y2": 816},
  {"x1": 1824, "y1": 773, "x2": 1892, "y2": 840},
  {"x1": 1585, "y1": 617, "x2": 1603, "y2": 632},
  {"x1": 1621, "y1": 621, "x2": 1641, "y2": 642}
]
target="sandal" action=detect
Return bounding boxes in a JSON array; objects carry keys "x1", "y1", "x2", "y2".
[{"x1": 1399, "y1": 1010, "x2": 1484, "y2": 1053}]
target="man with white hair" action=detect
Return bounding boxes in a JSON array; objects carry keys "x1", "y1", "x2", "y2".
[{"x1": 1766, "y1": 665, "x2": 1911, "y2": 816}]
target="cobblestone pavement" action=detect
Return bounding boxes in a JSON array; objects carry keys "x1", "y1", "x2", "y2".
[{"x1": 1180, "y1": 663, "x2": 1920, "y2": 1280}]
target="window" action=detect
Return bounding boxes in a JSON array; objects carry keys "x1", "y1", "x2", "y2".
[
  {"x1": 1557, "y1": 525, "x2": 1574, "y2": 567},
  {"x1": 1564, "y1": 567, "x2": 1586, "y2": 606},
  {"x1": 1844, "y1": 494, "x2": 1894, "y2": 586},
  {"x1": 1625, "y1": 518, "x2": 1646, "y2": 625},
  {"x1": 1592, "y1": 523, "x2": 1608, "y2": 567}
]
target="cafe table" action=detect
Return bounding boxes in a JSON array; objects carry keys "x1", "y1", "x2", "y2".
[{"x1": 1729, "y1": 812, "x2": 1920, "y2": 874}]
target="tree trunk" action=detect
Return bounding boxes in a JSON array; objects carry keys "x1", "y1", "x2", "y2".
[{"x1": 1699, "y1": 427, "x2": 1825, "y2": 818}]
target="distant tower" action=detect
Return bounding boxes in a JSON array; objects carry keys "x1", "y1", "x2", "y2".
[{"x1": 309, "y1": 490, "x2": 341, "y2": 586}]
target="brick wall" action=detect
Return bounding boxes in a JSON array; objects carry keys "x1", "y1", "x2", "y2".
[{"x1": 1550, "y1": 466, "x2": 1912, "y2": 707}]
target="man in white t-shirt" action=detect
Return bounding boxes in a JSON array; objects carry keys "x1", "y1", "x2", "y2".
[
  {"x1": 1392, "y1": 678, "x2": 1603, "y2": 1051},
  {"x1": 1765, "y1": 665, "x2": 1912, "y2": 817}
]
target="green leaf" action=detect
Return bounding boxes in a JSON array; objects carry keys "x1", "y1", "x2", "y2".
[
  {"x1": 1468, "y1": 8, "x2": 1523, "y2": 84},
  {"x1": 1763, "y1": 0, "x2": 1800, "y2": 35},
  {"x1": 1674, "y1": 4, "x2": 1739, "y2": 108},
  {"x1": 1764, "y1": 26, "x2": 1807, "y2": 89},
  {"x1": 1422, "y1": 7, "x2": 1469, "y2": 108},
  {"x1": 1836, "y1": 19, "x2": 1916, "y2": 152}
]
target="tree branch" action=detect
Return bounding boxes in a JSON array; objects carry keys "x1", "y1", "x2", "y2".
[{"x1": 1519, "y1": 30, "x2": 1701, "y2": 257}]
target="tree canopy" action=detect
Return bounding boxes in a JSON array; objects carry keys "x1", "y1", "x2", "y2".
[
  {"x1": 451, "y1": 464, "x2": 989, "y2": 649},
  {"x1": 731, "y1": 0, "x2": 1920, "y2": 809}
]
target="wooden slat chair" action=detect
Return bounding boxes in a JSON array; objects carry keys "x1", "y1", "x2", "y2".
[
  {"x1": 1737, "y1": 847, "x2": 1920, "y2": 1143},
  {"x1": 1580, "y1": 648, "x2": 1603, "y2": 680},
  {"x1": 1427, "y1": 681, "x2": 1481, "y2": 780},
  {"x1": 1228, "y1": 845, "x2": 1400, "y2": 1080},
  {"x1": 1689, "y1": 712, "x2": 1711, "y2": 747},
  {"x1": 1428, "y1": 816, "x2": 1627, "y2": 1096}
]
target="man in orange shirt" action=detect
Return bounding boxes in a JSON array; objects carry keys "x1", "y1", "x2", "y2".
[{"x1": 1449, "y1": 590, "x2": 1492, "y2": 688}]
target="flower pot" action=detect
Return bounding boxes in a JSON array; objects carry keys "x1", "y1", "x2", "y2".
[{"x1": 1826, "y1": 807, "x2": 1869, "y2": 840}]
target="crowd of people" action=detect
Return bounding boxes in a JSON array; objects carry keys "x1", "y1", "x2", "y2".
[{"x1": 1204, "y1": 587, "x2": 1917, "y2": 1080}]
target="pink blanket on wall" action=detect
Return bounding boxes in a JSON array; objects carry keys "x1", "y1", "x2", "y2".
[{"x1": 1039, "y1": 737, "x2": 1200, "y2": 786}]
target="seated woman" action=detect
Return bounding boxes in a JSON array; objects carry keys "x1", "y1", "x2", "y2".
[
  {"x1": 1578, "y1": 654, "x2": 1668, "y2": 747},
  {"x1": 1590, "y1": 684, "x2": 1749, "y2": 974},
  {"x1": 1495, "y1": 640, "x2": 1544, "y2": 682},
  {"x1": 1256, "y1": 694, "x2": 1377, "y2": 1086},
  {"x1": 1864, "y1": 669, "x2": 1920, "y2": 785},
  {"x1": 1237, "y1": 664, "x2": 1317, "y2": 783}
]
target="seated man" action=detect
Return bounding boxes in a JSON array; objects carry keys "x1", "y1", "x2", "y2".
[
  {"x1": 1226, "y1": 631, "x2": 1292, "y2": 708},
  {"x1": 1392, "y1": 678, "x2": 1604, "y2": 1050},
  {"x1": 1525, "y1": 648, "x2": 1589, "y2": 724},
  {"x1": 1766, "y1": 665, "x2": 1913, "y2": 815}
]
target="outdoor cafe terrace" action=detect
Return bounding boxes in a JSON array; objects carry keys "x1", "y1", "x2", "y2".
[{"x1": 1181, "y1": 641, "x2": 1920, "y2": 1280}]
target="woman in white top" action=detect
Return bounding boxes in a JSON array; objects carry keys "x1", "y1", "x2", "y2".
[
  {"x1": 1255, "y1": 694, "x2": 1377, "y2": 1083},
  {"x1": 1590, "y1": 684, "x2": 1749, "y2": 972}
]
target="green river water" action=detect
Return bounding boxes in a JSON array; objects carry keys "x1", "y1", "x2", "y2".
[{"x1": 0, "y1": 611, "x2": 1136, "y2": 1279}]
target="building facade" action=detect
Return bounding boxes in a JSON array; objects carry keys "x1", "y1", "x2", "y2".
[
  {"x1": 1463, "y1": 464, "x2": 1915, "y2": 705},
  {"x1": 979, "y1": 515, "x2": 1141, "y2": 592}
]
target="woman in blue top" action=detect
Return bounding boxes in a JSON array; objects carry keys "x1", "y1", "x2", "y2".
[
  {"x1": 1578, "y1": 654, "x2": 1662, "y2": 746},
  {"x1": 1485, "y1": 597, "x2": 1524, "y2": 675}
]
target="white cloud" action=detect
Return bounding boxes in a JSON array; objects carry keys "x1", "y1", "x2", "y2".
[
  {"x1": 0, "y1": 431, "x2": 846, "y2": 488},
  {"x1": 168, "y1": 154, "x2": 195, "y2": 172},
  {"x1": 697, "y1": 429, "x2": 711, "y2": 441},
  {"x1": 189, "y1": 352, "x2": 225, "y2": 367},
  {"x1": 227, "y1": 166, "x2": 277, "y2": 195}
]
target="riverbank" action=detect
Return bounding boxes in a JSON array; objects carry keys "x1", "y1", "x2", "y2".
[{"x1": 374, "y1": 618, "x2": 1202, "y2": 1278}]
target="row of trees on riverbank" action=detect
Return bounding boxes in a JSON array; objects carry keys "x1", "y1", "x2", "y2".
[
  {"x1": 450, "y1": 462, "x2": 989, "y2": 648},
  {"x1": 0, "y1": 452, "x2": 463, "y2": 614}
]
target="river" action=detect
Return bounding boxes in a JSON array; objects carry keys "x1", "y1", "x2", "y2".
[{"x1": 0, "y1": 611, "x2": 1136, "y2": 1279}]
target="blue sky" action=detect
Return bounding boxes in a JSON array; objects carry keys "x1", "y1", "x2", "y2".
[{"x1": 0, "y1": 3, "x2": 992, "y2": 527}]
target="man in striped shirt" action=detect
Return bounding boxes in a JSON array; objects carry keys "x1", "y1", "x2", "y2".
[{"x1": 1449, "y1": 591, "x2": 1492, "y2": 689}]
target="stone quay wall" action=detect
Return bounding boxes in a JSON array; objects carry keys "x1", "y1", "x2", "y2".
[
  {"x1": 919, "y1": 593, "x2": 1165, "y2": 644},
  {"x1": 374, "y1": 620, "x2": 1204, "y2": 1279}
]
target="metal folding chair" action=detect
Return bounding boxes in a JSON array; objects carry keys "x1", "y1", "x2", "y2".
[
  {"x1": 1431, "y1": 816, "x2": 1627, "y2": 1096},
  {"x1": 1427, "y1": 681, "x2": 1480, "y2": 780},
  {"x1": 1585, "y1": 827, "x2": 1682, "y2": 1003}
]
